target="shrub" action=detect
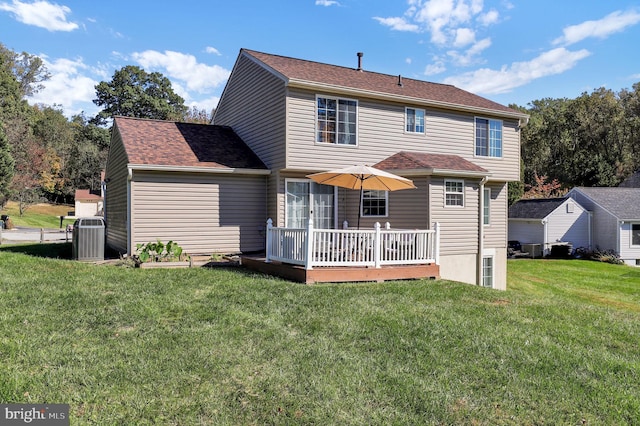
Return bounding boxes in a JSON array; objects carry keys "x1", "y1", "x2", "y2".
[{"x1": 135, "y1": 240, "x2": 188, "y2": 263}]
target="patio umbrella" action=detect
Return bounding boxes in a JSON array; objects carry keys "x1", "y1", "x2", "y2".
[{"x1": 307, "y1": 165, "x2": 416, "y2": 229}]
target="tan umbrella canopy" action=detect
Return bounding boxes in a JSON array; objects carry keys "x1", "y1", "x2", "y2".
[{"x1": 307, "y1": 165, "x2": 416, "y2": 229}]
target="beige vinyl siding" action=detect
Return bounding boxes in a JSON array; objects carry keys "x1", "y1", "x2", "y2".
[
  {"x1": 130, "y1": 171, "x2": 266, "y2": 255},
  {"x1": 483, "y1": 183, "x2": 507, "y2": 248},
  {"x1": 285, "y1": 88, "x2": 520, "y2": 181},
  {"x1": 429, "y1": 177, "x2": 479, "y2": 255},
  {"x1": 214, "y1": 54, "x2": 286, "y2": 169},
  {"x1": 104, "y1": 127, "x2": 129, "y2": 253}
]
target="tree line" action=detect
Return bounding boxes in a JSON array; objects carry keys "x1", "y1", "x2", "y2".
[
  {"x1": 0, "y1": 43, "x2": 211, "y2": 213},
  {"x1": 2, "y1": 42, "x2": 640, "y2": 211},
  {"x1": 509, "y1": 83, "x2": 640, "y2": 204}
]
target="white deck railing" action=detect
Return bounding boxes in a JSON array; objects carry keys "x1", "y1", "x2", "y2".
[{"x1": 265, "y1": 219, "x2": 440, "y2": 270}]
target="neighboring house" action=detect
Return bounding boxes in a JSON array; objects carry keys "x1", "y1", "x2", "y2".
[
  {"x1": 74, "y1": 189, "x2": 103, "y2": 217},
  {"x1": 104, "y1": 117, "x2": 269, "y2": 255},
  {"x1": 209, "y1": 48, "x2": 529, "y2": 289},
  {"x1": 568, "y1": 187, "x2": 640, "y2": 266},
  {"x1": 508, "y1": 197, "x2": 591, "y2": 256}
]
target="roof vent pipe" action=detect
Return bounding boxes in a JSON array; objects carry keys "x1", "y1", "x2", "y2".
[
  {"x1": 398, "y1": 74, "x2": 403, "y2": 87},
  {"x1": 357, "y1": 52, "x2": 363, "y2": 71}
]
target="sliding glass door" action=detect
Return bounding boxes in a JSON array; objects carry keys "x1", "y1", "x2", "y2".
[{"x1": 286, "y1": 180, "x2": 336, "y2": 229}]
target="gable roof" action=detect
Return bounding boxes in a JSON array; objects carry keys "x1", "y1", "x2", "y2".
[
  {"x1": 241, "y1": 49, "x2": 528, "y2": 121},
  {"x1": 114, "y1": 116, "x2": 268, "y2": 173},
  {"x1": 571, "y1": 187, "x2": 640, "y2": 220},
  {"x1": 508, "y1": 198, "x2": 570, "y2": 219},
  {"x1": 374, "y1": 151, "x2": 488, "y2": 177}
]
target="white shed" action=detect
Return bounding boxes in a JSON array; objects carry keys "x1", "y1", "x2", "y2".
[{"x1": 508, "y1": 197, "x2": 591, "y2": 256}]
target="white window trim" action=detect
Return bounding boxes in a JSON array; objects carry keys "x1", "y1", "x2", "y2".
[
  {"x1": 444, "y1": 179, "x2": 465, "y2": 208},
  {"x1": 482, "y1": 249, "x2": 495, "y2": 288},
  {"x1": 474, "y1": 116, "x2": 504, "y2": 159},
  {"x1": 361, "y1": 190, "x2": 389, "y2": 218},
  {"x1": 315, "y1": 94, "x2": 359, "y2": 147},
  {"x1": 405, "y1": 107, "x2": 426, "y2": 135},
  {"x1": 483, "y1": 187, "x2": 491, "y2": 226}
]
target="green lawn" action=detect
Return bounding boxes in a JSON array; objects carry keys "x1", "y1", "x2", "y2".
[
  {"x1": 1, "y1": 201, "x2": 74, "y2": 229},
  {"x1": 0, "y1": 247, "x2": 638, "y2": 424}
]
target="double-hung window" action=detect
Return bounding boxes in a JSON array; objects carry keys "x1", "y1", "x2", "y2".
[
  {"x1": 475, "y1": 118, "x2": 502, "y2": 157},
  {"x1": 406, "y1": 108, "x2": 425, "y2": 133},
  {"x1": 317, "y1": 96, "x2": 357, "y2": 145},
  {"x1": 445, "y1": 180, "x2": 464, "y2": 207},
  {"x1": 361, "y1": 190, "x2": 387, "y2": 217}
]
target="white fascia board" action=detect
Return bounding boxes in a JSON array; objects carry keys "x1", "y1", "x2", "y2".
[{"x1": 127, "y1": 164, "x2": 271, "y2": 176}]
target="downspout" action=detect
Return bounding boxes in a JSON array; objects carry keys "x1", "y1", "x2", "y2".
[
  {"x1": 477, "y1": 176, "x2": 489, "y2": 286},
  {"x1": 542, "y1": 218, "x2": 548, "y2": 256},
  {"x1": 127, "y1": 166, "x2": 132, "y2": 256}
]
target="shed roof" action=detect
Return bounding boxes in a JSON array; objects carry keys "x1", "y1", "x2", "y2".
[
  {"x1": 572, "y1": 187, "x2": 640, "y2": 220},
  {"x1": 75, "y1": 189, "x2": 102, "y2": 201},
  {"x1": 508, "y1": 198, "x2": 569, "y2": 219},
  {"x1": 114, "y1": 116, "x2": 267, "y2": 171},
  {"x1": 242, "y1": 49, "x2": 527, "y2": 119},
  {"x1": 374, "y1": 151, "x2": 488, "y2": 176}
]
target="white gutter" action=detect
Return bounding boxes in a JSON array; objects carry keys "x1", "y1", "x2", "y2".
[
  {"x1": 127, "y1": 164, "x2": 271, "y2": 175},
  {"x1": 477, "y1": 176, "x2": 490, "y2": 287}
]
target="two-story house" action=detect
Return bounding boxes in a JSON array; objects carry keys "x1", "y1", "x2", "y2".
[{"x1": 104, "y1": 48, "x2": 528, "y2": 290}]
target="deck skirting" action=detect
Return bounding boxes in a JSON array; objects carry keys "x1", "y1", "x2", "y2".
[{"x1": 241, "y1": 256, "x2": 440, "y2": 284}]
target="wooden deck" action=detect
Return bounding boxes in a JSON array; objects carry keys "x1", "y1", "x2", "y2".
[{"x1": 241, "y1": 256, "x2": 440, "y2": 284}]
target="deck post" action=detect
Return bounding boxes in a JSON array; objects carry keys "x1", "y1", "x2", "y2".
[
  {"x1": 374, "y1": 222, "x2": 381, "y2": 268},
  {"x1": 304, "y1": 217, "x2": 314, "y2": 270},
  {"x1": 265, "y1": 218, "x2": 273, "y2": 263},
  {"x1": 433, "y1": 222, "x2": 441, "y2": 265}
]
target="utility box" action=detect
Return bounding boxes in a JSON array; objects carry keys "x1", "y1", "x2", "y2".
[
  {"x1": 72, "y1": 217, "x2": 105, "y2": 261},
  {"x1": 522, "y1": 243, "x2": 542, "y2": 259}
]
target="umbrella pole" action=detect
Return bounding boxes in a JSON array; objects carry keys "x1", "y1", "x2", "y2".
[{"x1": 357, "y1": 186, "x2": 362, "y2": 230}]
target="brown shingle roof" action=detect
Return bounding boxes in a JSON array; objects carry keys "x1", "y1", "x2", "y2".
[
  {"x1": 243, "y1": 49, "x2": 524, "y2": 117},
  {"x1": 374, "y1": 151, "x2": 488, "y2": 175},
  {"x1": 114, "y1": 116, "x2": 267, "y2": 170},
  {"x1": 75, "y1": 189, "x2": 102, "y2": 201}
]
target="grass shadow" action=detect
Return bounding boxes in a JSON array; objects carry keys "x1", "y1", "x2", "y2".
[{"x1": 0, "y1": 242, "x2": 72, "y2": 259}]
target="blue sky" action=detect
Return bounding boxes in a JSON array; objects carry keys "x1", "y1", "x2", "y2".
[{"x1": 1, "y1": 0, "x2": 640, "y2": 118}]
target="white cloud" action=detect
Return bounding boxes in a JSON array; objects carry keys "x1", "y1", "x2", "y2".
[
  {"x1": 553, "y1": 10, "x2": 640, "y2": 46},
  {"x1": 453, "y1": 27, "x2": 476, "y2": 47},
  {"x1": 28, "y1": 57, "x2": 99, "y2": 117},
  {"x1": 443, "y1": 47, "x2": 591, "y2": 94},
  {"x1": 0, "y1": 0, "x2": 78, "y2": 31},
  {"x1": 425, "y1": 61, "x2": 446, "y2": 76},
  {"x1": 131, "y1": 50, "x2": 230, "y2": 93},
  {"x1": 205, "y1": 46, "x2": 222, "y2": 56},
  {"x1": 373, "y1": 16, "x2": 419, "y2": 32},
  {"x1": 315, "y1": 0, "x2": 338, "y2": 6},
  {"x1": 478, "y1": 9, "x2": 499, "y2": 26},
  {"x1": 447, "y1": 36, "x2": 491, "y2": 66}
]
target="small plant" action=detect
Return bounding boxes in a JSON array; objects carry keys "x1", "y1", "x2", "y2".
[{"x1": 135, "y1": 240, "x2": 188, "y2": 263}]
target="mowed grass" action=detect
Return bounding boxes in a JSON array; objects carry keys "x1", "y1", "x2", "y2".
[
  {"x1": 0, "y1": 248, "x2": 639, "y2": 425},
  {"x1": 1, "y1": 201, "x2": 74, "y2": 228}
]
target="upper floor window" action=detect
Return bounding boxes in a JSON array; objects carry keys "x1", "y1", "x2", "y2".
[
  {"x1": 317, "y1": 96, "x2": 357, "y2": 145},
  {"x1": 445, "y1": 180, "x2": 464, "y2": 207},
  {"x1": 362, "y1": 190, "x2": 388, "y2": 217},
  {"x1": 475, "y1": 118, "x2": 502, "y2": 158},
  {"x1": 406, "y1": 108, "x2": 425, "y2": 133}
]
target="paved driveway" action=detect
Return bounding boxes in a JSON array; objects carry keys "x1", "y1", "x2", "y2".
[{"x1": 0, "y1": 226, "x2": 71, "y2": 244}]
